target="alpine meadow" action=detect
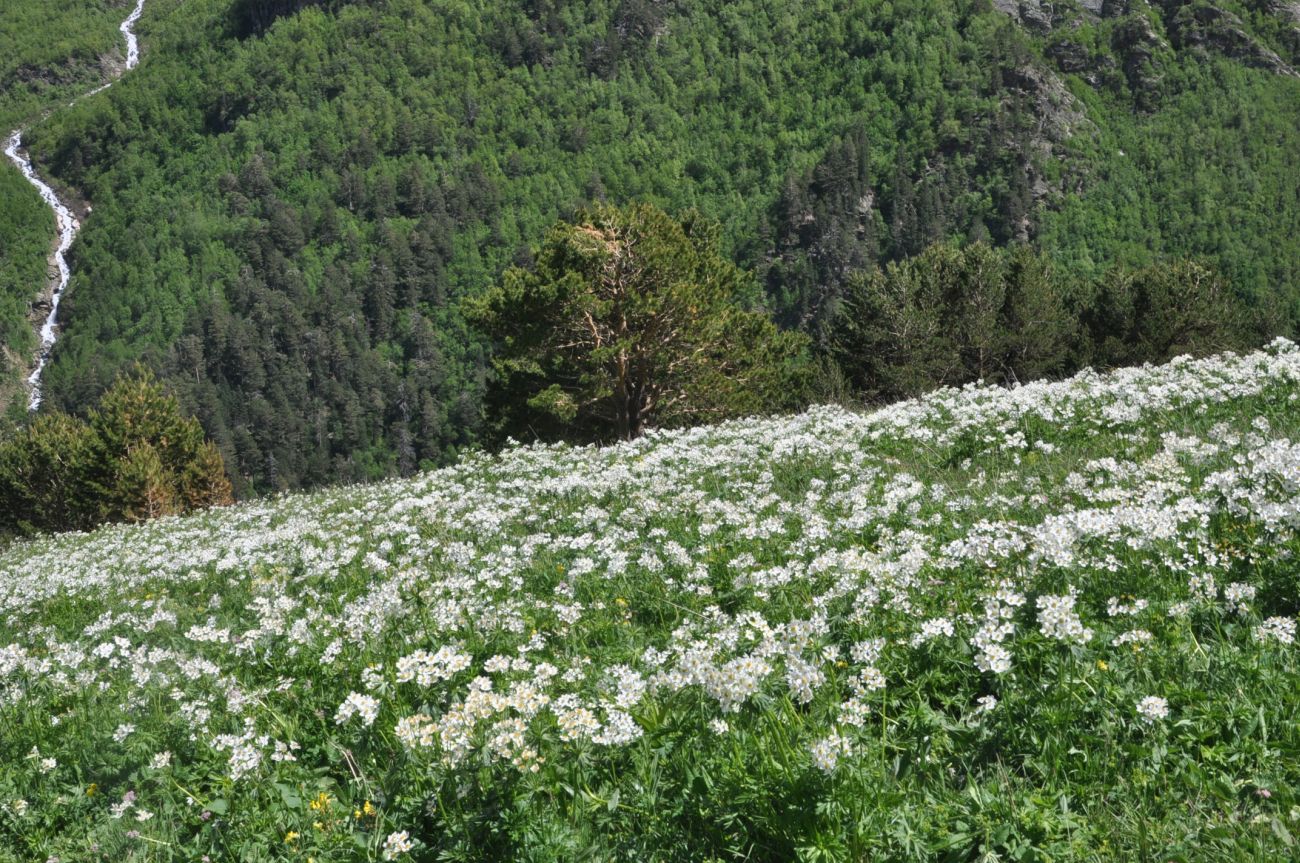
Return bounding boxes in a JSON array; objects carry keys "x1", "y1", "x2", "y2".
[
  {"x1": 2, "y1": 344, "x2": 1300, "y2": 860},
  {"x1": 2, "y1": 0, "x2": 1300, "y2": 860}
]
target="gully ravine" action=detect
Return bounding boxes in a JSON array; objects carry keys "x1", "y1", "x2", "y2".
[{"x1": 3, "y1": 0, "x2": 147, "y2": 411}]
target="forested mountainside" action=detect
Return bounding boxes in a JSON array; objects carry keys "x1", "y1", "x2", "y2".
[
  {"x1": 0, "y1": 0, "x2": 132, "y2": 392},
  {"x1": 0, "y1": 0, "x2": 130, "y2": 132},
  {"x1": 3, "y1": 0, "x2": 1299, "y2": 493}
]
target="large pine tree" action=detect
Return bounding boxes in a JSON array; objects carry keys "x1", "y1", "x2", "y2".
[{"x1": 472, "y1": 203, "x2": 811, "y2": 443}]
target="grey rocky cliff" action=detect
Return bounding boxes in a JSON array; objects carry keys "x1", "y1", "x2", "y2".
[{"x1": 1164, "y1": 2, "x2": 1299, "y2": 75}]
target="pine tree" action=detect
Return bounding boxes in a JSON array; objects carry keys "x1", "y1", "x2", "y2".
[
  {"x1": 0, "y1": 414, "x2": 99, "y2": 534},
  {"x1": 472, "y1": 203, "x2": 811, "y2": 443},
  {"x1": 88, "y1": 369, "x2": 234, "y2": 523},
  {"x1": 0, "y1": 370, "x2": 232, "y2": 536}
]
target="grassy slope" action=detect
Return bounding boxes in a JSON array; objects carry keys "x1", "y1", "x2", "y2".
[{"x1": 2, "y1": 343, "x2": 1299, "y2": 860}]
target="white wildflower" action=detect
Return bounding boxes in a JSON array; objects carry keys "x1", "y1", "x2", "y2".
[
  {"x1": 1223, "y1": 583, "x2": 1256, "y2": 613},
  {"x1": 382, "y1": 830, "x2": 414, "y2": 860},
  {"x1": 1136, "y1": 696, "x2": 1169, "y2": 723},
  {"x1": 1255, "y1": 617, "x2": 1296, "y2": 645},
  {"x1": 809, "y1": 732, "x2": 852, "y2": 773},
  {"x1": 785, "y1": 656, "x2": 824, "y2": 704},
  {"x1": 395, "y1": 714, "x2": 437, "y2": 749},
  {"x1": 1037, "y1": 592, "x2": 1092, "y2": 645},
  {"x1": 335, "y1": 692, "x2": 380, "y2": 727}
]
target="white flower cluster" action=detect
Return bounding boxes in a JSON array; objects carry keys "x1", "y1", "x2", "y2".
[
  {"x1": 335, "y1": 692, "x2": 380, "y2": 727},
  {"x1": 1037, "y1": 591, "x2": 1093, "y2": 645},
  {"x1": 971, "y1": 583, "x2": 1023, "y2": 674},
  {"x1": 382, "y1": 830, "x2": 414, "y2": 860},
  {"x1": 809, "y1": 732, "x2": 853, "y2": 772},
  {"x1": 1136, "y1": 696, "x2": 1169, "y2": 723},
  {"x1": 1112, "y1": 629, "x2": 1153, "y2": 647},
  {"x1": 910, "y1": 617, "x2": 955, "y2": 646},
  {"x1": 1223, "y1": 583, "x2": 1257, "y2": 614},
  {"x1": 1255, "y1": 617, "x2": 1296, "y2": 645},
  {"x1": 1107, "y1": 597, "x2": 1149, "y2": 617},
  {"x1": 395, "y1": 646, "x2": 472, "y2": 687}
]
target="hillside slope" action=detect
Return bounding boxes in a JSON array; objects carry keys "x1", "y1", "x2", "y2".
[
  {"x1": 2, "y1": 343, "x2": 1299, "y2": 860},
  {"x1": 2, "y1": 0, "x2": 1298, "y2": 491},
  {"x1": 0, "y1": 0, "x2": 133, "y2": 396}
]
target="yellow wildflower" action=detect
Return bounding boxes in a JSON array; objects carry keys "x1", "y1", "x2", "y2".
[{"x1": 284, "y1": 831, "x2": 299, "y2": 843}]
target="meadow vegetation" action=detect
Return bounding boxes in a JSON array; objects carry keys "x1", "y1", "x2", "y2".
[{"x1": 1, "y1": 342, "x2": 1298, "y2": 860}]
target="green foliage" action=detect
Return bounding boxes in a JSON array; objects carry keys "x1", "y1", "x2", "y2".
[
  {"x1": 0, "y1": 369, "x2": 232, "y2": 536},
  {"x1": 1, "y1": 345, "x2": 1299, "y2": 860},
  {"x1": 0, "y1": 412, "x2": 99, "y2": 534},
  {"x1": 829, "y1": 243, "x2": 1076, "y2": 399},
  {"x1": 829, "y1": 243, "x2": 1261, "y2": 401},
  {"x1": 1, "y1": 0, "x2": 1298, "y2": 492},
  {"x1": 472, "y1": 203, "x2": 810, "y2": 443},
  {"x1": 1080, "y1": 259, "x2": 1258, "y2": 368}
]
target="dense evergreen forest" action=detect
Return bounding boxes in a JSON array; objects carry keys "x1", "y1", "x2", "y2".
[{"x1": 2, "y1": 0, "x2": 1298, "y2": 494}]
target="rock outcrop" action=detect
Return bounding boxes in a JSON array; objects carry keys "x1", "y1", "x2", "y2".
[{"x1": 1165, "y1": 1, "x2": 1299, "y2": 75}]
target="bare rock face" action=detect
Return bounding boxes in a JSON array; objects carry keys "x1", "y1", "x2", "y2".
[
  {"x1": 1001, "y1": 63, "x2": 1091, "y2": 143},
  {"x1": 1046, "y1": 38, "x2": 1095, "y2": 73},
  {"x1": 1046, "y1": 37, "x2": 1118, "y2": 87},
  {"x1": 988, "y1": 0, "x2": 1300, "y2": 100},
  {"x1": 1278, "y1": 0, "x2": 1300, "y2": 22},
  {"x1": 1166, "y1": 2, "x2": 1299, "y2": 76},
  {"x1": 991, "y1": 0, "x2": 1056, "y2": 34},
  {"x1": 1111, "y1": 15, "x2": 1171, "y2": 108},
  {"x1": 1269, "y1": 0, "x2": 1300, "y2": 60}
]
